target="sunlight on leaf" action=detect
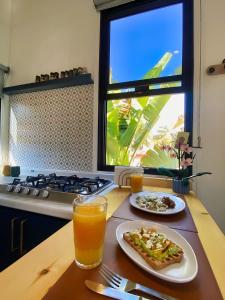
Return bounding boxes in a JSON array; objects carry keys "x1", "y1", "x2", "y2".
[{"x1": 106, "y1": 52, "x2": 183, "y2": 168}]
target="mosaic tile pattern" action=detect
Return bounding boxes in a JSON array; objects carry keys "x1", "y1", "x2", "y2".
[{"x1": 9, "y1": 85, "x2": 94, "y2": 171}]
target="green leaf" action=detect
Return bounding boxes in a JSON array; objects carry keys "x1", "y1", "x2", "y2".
[
  {"x1": 127, "y1": 95, "x2": 171, "y2": 164},
  {"x1": 136, "y1": 96, "x2": 149, "y2": 108},
  {"x1": 141, "y1": 149, "x2": 163, "y2": 167},
  {"x1": 119, "y1": 118, "x2": 138, "y2": 147},
  {"x1": 174, "y1": 66, "x2": 182, "y2": 75},
  {"x1": 106, "y1": 136, "x2": 120, "y2": 165},
  {"x1": 143, "y1": 94, "x2": 171, "y2": 124},
  {"x1": 107, "y1": 101, "x2": 114, "y2": 113},
  {"x1": 157, "y1": 168, "x2": 176, "y2": 177},
  {"x1": 107, "y1": 109, "x2": 120, "y2": 138},
  {"x1": 140, "y1": 147, "x2": 177, "y2": 169},
  {"x1": 131, "y1": 124, "x2": 149, "y2": 149},
  {"x1": 118, "y1": 118, "x2": 128, "y2": 135},
  {"x1": 106, "y1": 51, "x2": 181, "y2": 167},
  {"x1": 143, "y1": 52, "x2": 173, "y2": 79}
]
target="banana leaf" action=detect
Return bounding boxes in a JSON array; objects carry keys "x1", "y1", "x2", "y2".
[
  {"x1": 119, "y1": 118, "x2": 138, "y2": 147},
  {"x1": 140, "y1": 146, "x2": 177, "y2": 169},
  {"x1": 106, "y1": 51, "x2": 180, "y2": 166},
  {"x1": 107, "y1": 109, "x2": 120, "y2": 138},
  {"x1": 143, "y1": 52, "x2": 172, "y2": 79}
]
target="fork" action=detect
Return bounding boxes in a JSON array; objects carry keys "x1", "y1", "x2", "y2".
[{"x1": 99, "y1": 264, "x2": 179, "y2": 300}]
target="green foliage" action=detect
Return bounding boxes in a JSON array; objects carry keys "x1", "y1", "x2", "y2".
[
  {"x1": 106, "y1": 52, "x2": 182, "y2": 168},
  {"x1": 140, "y1": 146, "x2": 178, "y2": 169}
]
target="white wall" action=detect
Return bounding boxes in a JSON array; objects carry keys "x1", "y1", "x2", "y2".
[
  {"x1": 0, "y1": 0, "x2": 11, "y2": 65},
  {"x1": 7, "y1": 0, "x2": 100, "y2": 170},
  {"x1": 8, "y1": 0, "x2": 99, "y2": 85},
  {"x1": 4, "y1": 0, "x2": 225, "y2": 232},
  {"x1": 0, "y1": 0, "x2": 11, "y2": 167},
  {"x1": 194, "y1": 0, "x2": 225, "y2": 232}
]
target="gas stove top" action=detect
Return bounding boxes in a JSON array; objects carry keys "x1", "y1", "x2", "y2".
[{"x1": 2, "y1": 173, "x2": 113, "y2": 201}]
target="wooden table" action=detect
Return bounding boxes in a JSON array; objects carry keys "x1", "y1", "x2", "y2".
[
  {"x1": 0, "y1": 181, "x2": 224, "y2": 300},
  {"x1": 42, "y1": 217, "x2": 222, "y2": 300}
]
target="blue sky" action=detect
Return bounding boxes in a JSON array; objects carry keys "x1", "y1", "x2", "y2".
[{"x1": 110, "y1": 3, "x2": 183, "y2": 83}]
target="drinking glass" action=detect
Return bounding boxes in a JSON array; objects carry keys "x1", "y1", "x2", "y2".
[
  {"x1": 73, "y1": 195, "x2": 107, "y2": 269},
  {"x1": 130, "y1": 173, "x2": 143, "y2": 193}
]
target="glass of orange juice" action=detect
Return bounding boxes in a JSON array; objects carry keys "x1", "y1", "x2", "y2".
[
  {"x1": 130, "y1": 173, "x2": 143, "y2": 193},
  {"x1": 73, "y1": 195, "x2": 107, "y2": 269}
]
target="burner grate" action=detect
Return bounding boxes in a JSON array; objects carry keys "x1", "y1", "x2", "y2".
[{"x1": 9, "y1": 174, "x2": 112, "y2": 196}]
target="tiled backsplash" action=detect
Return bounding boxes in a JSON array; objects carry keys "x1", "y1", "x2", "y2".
[{"x1": 9, "y1": 85, "x2": 94, "y2": 171}]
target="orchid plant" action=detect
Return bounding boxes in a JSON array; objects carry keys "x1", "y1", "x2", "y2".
[
  {"x1": 159, "y1": 142, "x2": 194, "y2": 180},
  {"x1": 157, "y1": 134, "x2": 212, "y2": 186}
]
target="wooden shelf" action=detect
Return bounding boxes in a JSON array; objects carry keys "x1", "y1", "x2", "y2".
[{"x1": 3, "y1": 74, "x2": 93, "y2": 95}]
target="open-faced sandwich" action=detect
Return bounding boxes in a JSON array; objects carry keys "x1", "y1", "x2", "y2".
[
  {"x1": 123, "y1": 227, "x2": 183, "y2": 270},
  {"x1": 136, "y1": 194, "x2": 175, "y2": 212}
]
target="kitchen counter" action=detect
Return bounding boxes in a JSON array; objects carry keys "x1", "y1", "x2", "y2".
[
  {"x1": 0, "y1": 179, "x2": 224, "y2": 300},
  {"x1": 0, "y1": 174, "x2": 116, "y2": 219}
]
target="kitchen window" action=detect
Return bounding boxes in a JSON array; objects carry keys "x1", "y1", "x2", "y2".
[{"x1": 98, "y1": 0, "x2": 193, "y2": 173}]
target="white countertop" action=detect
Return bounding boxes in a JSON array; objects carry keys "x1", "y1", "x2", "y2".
[{"x1": 0, "y1": 192, "x2": 73, "y2": 219}]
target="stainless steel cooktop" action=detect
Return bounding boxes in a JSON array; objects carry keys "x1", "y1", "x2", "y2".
[{"x1": 0, "y1": 173, "x2": 113, "y2": 204}]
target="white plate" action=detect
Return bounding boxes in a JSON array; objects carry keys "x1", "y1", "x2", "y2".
[
  {"x1": 130, "y1": 191, "x2": 186, "y2": 215},
  {"x1": 116, "y1": 220, "x2": 198, "y2": 283}
]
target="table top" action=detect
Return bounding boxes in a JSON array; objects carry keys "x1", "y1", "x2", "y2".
[
  {"x1": 0, "y1": 182, "x2": 224, "y2": 300},
  {"x1": 43, "y1": 217, "x2": 222, "y2": 300}
]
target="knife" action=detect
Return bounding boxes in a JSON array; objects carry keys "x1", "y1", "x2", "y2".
[{"x1": 85, "y1": 280, "x2": 152, "y2": 300}]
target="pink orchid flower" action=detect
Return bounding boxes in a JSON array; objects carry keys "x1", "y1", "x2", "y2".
[
  {"x1": 181, "y1": 158, "x2": 193, "y2": 169},
  {"x1": 180, "y1": 144, "x2": 192, "y2": 154}
]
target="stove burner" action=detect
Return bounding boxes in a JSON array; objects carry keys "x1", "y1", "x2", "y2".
[
  {"x1": 13, "y1": 178, "x2": 21, "y2": 185},
  {"x1": 9, "y1": 174, "x2": 112, "y2": 196}
]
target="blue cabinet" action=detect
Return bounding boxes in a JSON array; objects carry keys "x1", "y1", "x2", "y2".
[
  {"x1": 0, "y1": 207, "x2": 20, "y2": 270},
  {"x1": 0, "y1": 206, "x2": 68, "y2": 271}
]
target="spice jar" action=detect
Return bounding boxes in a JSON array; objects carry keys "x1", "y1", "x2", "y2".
[
  {"x1": 40, "y1": 74, "x2": 46, "y2": 82},
  {"x1": 35, "y1": 75, "x2": 41, "y2": 83},
  {"x1": 54, "y1": 72, "x2": 59, "y2": 79},
  {"x1": 10, "y1": 166, "x2": 20, "y2": 177},
  {"x1": 3, "y1": 165, "x2": 11, "y2": 176},
  {"x1": 68, "y1": 70, "x2": 73, "y2": 77},
  {"x1": 73, "y1": 68, "x2": 78, "y2": 76}
]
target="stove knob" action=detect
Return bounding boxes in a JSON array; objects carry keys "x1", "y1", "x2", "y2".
[
  {"x1": 32, "y1": 189, "x2": 40, "y2": 196},
  {"x1": 42, "y1": 190, "x2": 49, "y2": 198},
  {"x1": 23, "y1": 187, "x2": 30, "y2": 195},
  {"x1": 6, "y1": 185, "x2": 14, "y2": 192},
  {"x1": 14, "y1": 185, "x2": 21, "y2": 193}
]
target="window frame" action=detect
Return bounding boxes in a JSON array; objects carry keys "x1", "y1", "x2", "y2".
[{"x1": 98, "y1": 0, "x2": 193, "y2": 173}]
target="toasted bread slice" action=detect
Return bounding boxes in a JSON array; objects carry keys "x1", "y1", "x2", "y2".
[{"x1": 123, "y1": 231, "x2": 183, "y2": 270}]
